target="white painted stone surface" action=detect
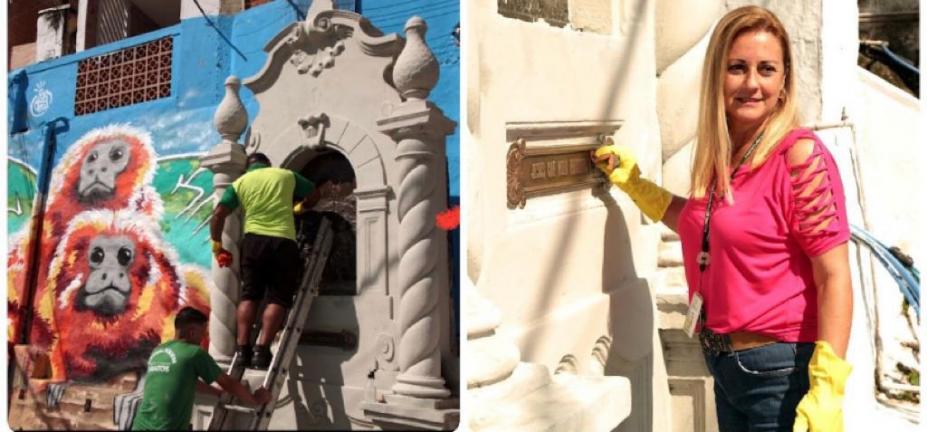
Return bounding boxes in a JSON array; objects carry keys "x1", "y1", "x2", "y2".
[
  {"x1": 654, "y1": 0, "x2": 723, "y2": 74},
  {"x1": 464, "y1": 283, "x2": 631, "y2": 431},
  {"x1": 467, "y1": 0, "x2": 663, "y2": 430},
  {"x1": 36, "y1": 5, "x2": 71, "y2": 62}
]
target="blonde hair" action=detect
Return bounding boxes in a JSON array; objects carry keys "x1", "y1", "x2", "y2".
[{"x1": 691, "y1": 5, "x2": 800, "y2": 201}]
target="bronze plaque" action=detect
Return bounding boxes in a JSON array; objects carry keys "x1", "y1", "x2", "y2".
[{"x1": 506, "y1": 138, "x2": 605, "y2": 209}]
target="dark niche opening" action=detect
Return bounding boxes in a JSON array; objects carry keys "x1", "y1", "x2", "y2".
[{"x1": 296, "y1": 151, "x2": 357, "y2": 296}]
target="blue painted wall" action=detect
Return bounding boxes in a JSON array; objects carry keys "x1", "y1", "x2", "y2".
[{"x1": 8, "y1": 0, "x2": 460, "y2": 199}]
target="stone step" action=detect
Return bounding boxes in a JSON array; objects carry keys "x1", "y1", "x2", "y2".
[
  {"x1": 658, "y1": 240, "x2": 684, "y2": 268},
  {"x1": 657, "y1": 266, "x2": 688, "y2": 292},
  {"x1": 656, "y1": 287, "x2": 689, "y2": 331},
  {"x1": 468, "y1": 363, "x2": 631, "y2": 432},
  {"x1": 661, "y1": 227, "x2": 680, "y2": 242}
]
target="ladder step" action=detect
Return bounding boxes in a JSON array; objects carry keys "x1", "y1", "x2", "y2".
[{"x1": 222, "y1": 404, "x2": 258, "y2": 414}]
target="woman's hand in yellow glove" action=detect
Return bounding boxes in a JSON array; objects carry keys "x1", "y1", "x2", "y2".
[
  {"x1": 591, "y1": 137, "x2": 672, "y2": 222},
  {"x1": 592, "y1": 137, "x2": 642, "y2": 188},
  {"x1": 793, "y1": 341, "x2": 853, "y2": 432}
]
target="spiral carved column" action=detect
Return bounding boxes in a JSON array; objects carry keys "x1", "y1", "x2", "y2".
[
  {"x1": 392, "y1": 133, "x2": 450, "y2": 398},
  {"x1": 375, "y1": 15, "x2": 457, "y2": 401},
  {"x1": 201, "y1": 76, "x2": 248, "y2": 367}
]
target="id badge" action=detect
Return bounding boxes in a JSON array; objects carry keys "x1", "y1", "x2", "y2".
[{"x1": 683, "y1": 292, "x2": 703, "y2": 338}]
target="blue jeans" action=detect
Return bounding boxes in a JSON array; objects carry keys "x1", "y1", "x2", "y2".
[{"x1": 703, "y1": 342, "x2": 815, "y2": 432}]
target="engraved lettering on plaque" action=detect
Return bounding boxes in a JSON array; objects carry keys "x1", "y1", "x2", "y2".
[
  {"x1": 531, "y1": 162, "x2": 546, "y2": 180},
  {"x1": 506, "y1": 138, "x2": 606, "y2": 209}
]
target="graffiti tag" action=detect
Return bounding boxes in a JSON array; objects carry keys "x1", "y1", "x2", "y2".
[
  {"x1": 170, "y1": 167, "x2": 216, "y2": 234},
  {"x1": 9, "y1": 199, "x2": 23, "y2": 216},
  {"x1": 30, "y1": 81, "x2": 53, "y2": 117}
]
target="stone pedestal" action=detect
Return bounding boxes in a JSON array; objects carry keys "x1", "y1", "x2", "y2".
[{"x1": 465, "y1": 283, "x2": 632, "y2": 431}]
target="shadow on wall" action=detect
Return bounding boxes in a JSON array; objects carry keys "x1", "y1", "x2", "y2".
[
  {"x1": 600, "y1": 194, "x2": 655, "y2": 432},
  {"x1": 602, "y1": 0, "x2": 655, "y2": 429}
]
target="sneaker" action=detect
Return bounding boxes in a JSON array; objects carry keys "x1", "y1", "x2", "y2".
[
  {"x1": 252, "y1": 345, "x2": 272, "y2": 370},
  {"x1": 235, "y1": 345, "x2": 253, "y2": 368}
]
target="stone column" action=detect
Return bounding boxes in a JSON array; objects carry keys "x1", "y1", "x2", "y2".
[
  {"x1": 201, "y1": 76, "x2": 248, "y2": 367},
  {"x1": 376, "y1": 16, "x2": 457, "y2": 401},
  {"x1": 76, "y1": 0, "x2": 91, "y2": 52},
  {"x1": 180, "y1": 0, "x2": 244, "y2": 20},
  {"x1": 37, "y1": 5, "x2": 72, "y2": 62}
]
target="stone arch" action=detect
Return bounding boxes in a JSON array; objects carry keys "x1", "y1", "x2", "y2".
[
  {"x1": 278, "y1": 115, "x2": 387, "y2": 192},
  {"x1": 275, "y1": 115, "x2": 391, "y2": 299}
]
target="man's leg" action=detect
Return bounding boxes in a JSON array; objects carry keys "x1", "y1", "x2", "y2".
[
  {"x1": 251, "y1": 303, "x2": 287, "y2": 369},
  {"x1": 256, "y1": 303, "x2": 287, "y2": 347},
  {"x1": 252, "y1": 237, "x2": 301, "y2": 369},
  {"x1": 236, "y1": 300, "x2": 259, "y2": 346},
  {"x1": 236, "y1": 233, "x2": 263, "y2": 367}
]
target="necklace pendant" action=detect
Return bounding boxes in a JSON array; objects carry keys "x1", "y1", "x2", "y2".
[{"x1": 697, "y1": 251, "x2": 710, "y2": 266}]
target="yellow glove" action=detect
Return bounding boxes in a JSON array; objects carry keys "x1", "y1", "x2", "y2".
[
  {"x1": 294, "y1": 202, "x2": 306, "y2": 215},
  {"x1": 593, "y1": 141, "x2": 672, "y2": 221},
  {"x1": 793, "y1": 341, "x2": 852, "y2": 432}
]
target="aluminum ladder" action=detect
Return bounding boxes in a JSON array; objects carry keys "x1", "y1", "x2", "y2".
[{"x1": 207, "y1": 217, "x2": 333, "y2": 430}]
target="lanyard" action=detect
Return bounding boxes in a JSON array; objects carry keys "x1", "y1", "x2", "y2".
[{"x1": 697, "y1": 132, "x2": 764, "y2": 272}]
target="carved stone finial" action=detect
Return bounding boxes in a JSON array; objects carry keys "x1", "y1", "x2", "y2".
[
  {"x1": 393, "y1": 16, "x2": 438, "y2": 100},
  {"x1": 214, "y1": 76, "x2": 248, "y2": 142}
]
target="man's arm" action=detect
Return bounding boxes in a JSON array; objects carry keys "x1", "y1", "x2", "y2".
[
  {"x1": 214, "y1": 373, "x2": 271, "y2": 406},
  {"x1": 196, "y1": 380, "x2": 223, "y2": 397},
  {"x1": 211, "y1": 185, "x2": 240, "y2": 243},
  {"x1": 210, "y1": 204, "x2": 233, "y2": 243}
]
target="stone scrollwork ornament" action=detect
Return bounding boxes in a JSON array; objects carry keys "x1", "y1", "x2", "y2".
[{"x1": 286, "y1": 8, "x2": 350, "y2": 76}]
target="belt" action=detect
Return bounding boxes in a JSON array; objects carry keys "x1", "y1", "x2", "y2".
[{"x1": 699, "y1": 328, "x2": 778, "y2": 356}]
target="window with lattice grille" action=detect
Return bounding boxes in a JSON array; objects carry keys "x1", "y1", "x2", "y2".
[{"x1": 74, "y1": 36, "x2": 172, "y2": 116}]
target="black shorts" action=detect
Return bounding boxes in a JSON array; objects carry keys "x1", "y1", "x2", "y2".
[{"x1": 240, "y1": 233, "x2": 301, "y2": 309}]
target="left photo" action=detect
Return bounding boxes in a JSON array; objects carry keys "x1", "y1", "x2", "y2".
[{"x1": 6, "y1": 0, "x2": 460, "y2": 430}]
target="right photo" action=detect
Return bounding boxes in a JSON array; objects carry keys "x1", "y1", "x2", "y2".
[{"x1": 463, "y1": 1, "x2": 920, "y2": 431}]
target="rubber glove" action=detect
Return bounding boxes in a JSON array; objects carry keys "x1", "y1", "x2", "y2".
[
  {"x1": 593, "y1": 139, "x2": 672, "y2": 221},
  {"x1": 212, "y1": 241, "x2": 233, "y2": 268},
  {"x1": 793, "y1": 341, "x2": 853, "y2": 432}
]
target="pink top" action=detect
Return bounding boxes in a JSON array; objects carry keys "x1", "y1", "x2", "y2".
[{"x1": 677, "y1": 128, "x2": 850, "y2": 342}]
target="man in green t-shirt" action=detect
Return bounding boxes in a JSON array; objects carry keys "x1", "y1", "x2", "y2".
[
  {"x1": 131, "y1": 307, "x2": 271, "y2": 430},
  {"x1": 209, "y1": 152, "x2": 338, "y2": 370}
]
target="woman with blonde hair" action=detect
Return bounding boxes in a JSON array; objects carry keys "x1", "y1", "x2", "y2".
[{"x1": 594, "y1": 5, "x2": 852, "y2": 431}]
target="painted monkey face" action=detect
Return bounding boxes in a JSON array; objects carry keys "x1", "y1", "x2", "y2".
[
  {"x1": 78, "y1": 140, "x2": 131, "y2": 202},
  {"x1": 77, "y1": 235, "x2": 135, "y2": 316}
]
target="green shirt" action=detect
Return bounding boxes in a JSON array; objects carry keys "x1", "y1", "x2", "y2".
[
  {"x1": 218, "y1": 164, "x2": 314, "y2": 241},
  {"x1": 131, "y1": 340, "x2": 222, "y2": 431}
]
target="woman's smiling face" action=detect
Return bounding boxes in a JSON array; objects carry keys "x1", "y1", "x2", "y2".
[{"x1": 724, "y1": 29, "x2": 786, "y2": 130}]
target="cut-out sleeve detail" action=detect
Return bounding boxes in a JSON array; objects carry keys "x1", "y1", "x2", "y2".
[{"x1": 786, "y1": 137, "x2": 850, "y2": 256}]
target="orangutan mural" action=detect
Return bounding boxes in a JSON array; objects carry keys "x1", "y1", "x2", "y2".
[
  {"x1": 7, "y1": 124, "x2": 212, "y2": 385},
  {"x1": 41, "y1": 210, "x2": 209, "y2": 382}
]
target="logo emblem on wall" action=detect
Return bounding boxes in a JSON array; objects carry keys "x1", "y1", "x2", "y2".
[{"x1": 30, "y1": 81, "x2": 53, "y2": 117}]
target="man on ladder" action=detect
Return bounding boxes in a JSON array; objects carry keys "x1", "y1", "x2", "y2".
[{"x1": 209, "y1": 152, "x2": 336, "y2": 370}]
